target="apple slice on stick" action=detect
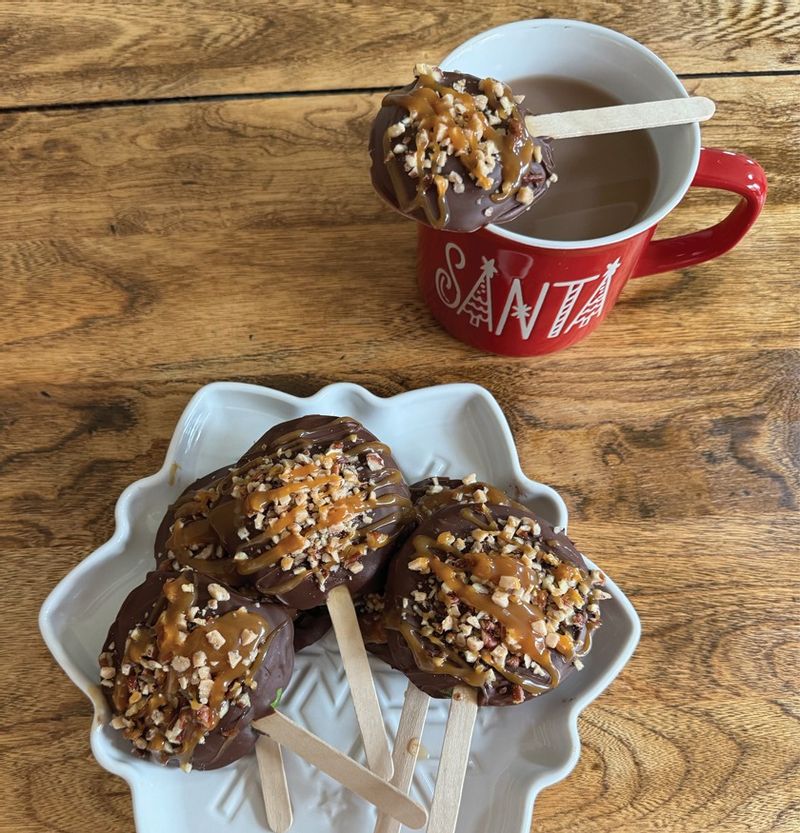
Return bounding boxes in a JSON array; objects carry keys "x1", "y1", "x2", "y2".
[
  {"x1": 253, "y1": 711, "x2": 427, "y2": 829},
  {"x1": 374, "y1": 683, "x2": 431, "y2": 833},
  {"x1": 256, "y1": 736, "x2": 293, "y2": 833},
  {"x1": 327, "y1": 584, "x2": 393, "y2": 778}
]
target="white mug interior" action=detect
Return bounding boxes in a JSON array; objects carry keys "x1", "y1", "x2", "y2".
[{"x1": 441, "y1": 19, "x2": 700, "y2": 250}]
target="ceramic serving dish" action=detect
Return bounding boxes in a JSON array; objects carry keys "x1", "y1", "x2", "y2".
[{"x1": 40, "y1": 381, "x2": 640, "y2": 833}]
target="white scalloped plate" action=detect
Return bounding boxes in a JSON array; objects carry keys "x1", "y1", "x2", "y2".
[{"x1": 39, "y1": 382, "x2": 640, "y2": 833}]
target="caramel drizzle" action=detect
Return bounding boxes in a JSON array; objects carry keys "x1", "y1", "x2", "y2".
[
  {"x1": 387, "y1": 507, "x2": 596, "y2": 695},
  {"x1": 420, "y1": 540, "x2": 557, "y2": 682},
  {"x1": 382, "y1": 72, "x2": 535, "y2": 228},
  {"x1": 164, "y1": 421, "x2": 412, "y2": 590},
  {"x1": 416, "y1": 480, "x2": 524, "y2": 519},
  {"x1": 113, "y1": 577, "x2": 278, "y2": 765},
  {"x1": 385, "y1": 609, "x2": 490, "y2": 688}
]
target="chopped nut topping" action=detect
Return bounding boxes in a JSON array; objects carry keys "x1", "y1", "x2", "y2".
[
  {"x1": 491, "y1": 590, "x2": 510, "y2": 608},
  {"x1": 241, "y1": 629, "x2": 258, "y2": 646},
  {"x1": 208, "y1": 583, "x2": 230, "y2": 602},
  {"x1": 466, "y1": 636, "x2": 484, "y2": 653},
  {"x1": 516, "y1": 186, "x2": 534, "y2": 205},
  {"x1": 531, "y1": 619, "x2": 547, "y2": 637},
  {"x1": 171, "y1": 656, "x2": 191, "y2": 672},
  {"x1": 491, "y1": 643, "x2": 509, "y2": 666},
  {"x1": 365, "y1": 452, "x2": 384, "y2": 471},
  {"x1": 197, "y1": 679, "x2": 213, "y2": 703},
  {"x1": 414, "y1": 63, "x2": 442, "y2": 81},
  {"x1": 498, "y1": 575, "x2": 521, "y2": 591},
  {"x1": 102, "y1": 574, "x2": 275, "y2": 770}
]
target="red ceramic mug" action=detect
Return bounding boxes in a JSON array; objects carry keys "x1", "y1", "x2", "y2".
[{"x1": 417, "y1": 21, "x2": 767, "y2": 356}]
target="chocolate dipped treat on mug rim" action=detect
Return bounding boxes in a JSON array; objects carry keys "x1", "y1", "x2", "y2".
[
  {"x1": 155, "y1": 415, "x2": 414, "y2": 609},
  {"x1": 99, "y1": 570, "x2": 294, "y2": 771},
  {"x1": 383, "y1": 501, "x2": 609, "y2": 706},
  {"x1": 370, "y1": 64, "x2": 556, "y2": 232}
]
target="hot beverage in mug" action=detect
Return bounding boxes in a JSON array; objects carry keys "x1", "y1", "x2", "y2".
[{"x1": 503, "y1": 76, "x2": 660, "y2": 242}]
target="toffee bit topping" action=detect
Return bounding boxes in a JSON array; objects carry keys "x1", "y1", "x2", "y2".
[
  {"x1": 391, "y1": 507, "x2": 606, "y2": 697},
  {"x1": 100, "y1": 576, "x2": 273, "y2": 769}
]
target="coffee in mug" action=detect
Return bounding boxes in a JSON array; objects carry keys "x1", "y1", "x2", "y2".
[{"x1": 504, "y1": 76, "x2": 660, "y2": 241}]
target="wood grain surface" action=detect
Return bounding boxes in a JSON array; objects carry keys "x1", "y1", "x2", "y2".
[
  {"x1": 0, "y1": 7, "x2": 798, "y2": 833},
  {"x1": 0, "y1": 1, "x2": 798, "y2": 107}
]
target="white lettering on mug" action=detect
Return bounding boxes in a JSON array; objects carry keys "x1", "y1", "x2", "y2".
[
  {"x1": 548, "y1": 275, "x2": 601, "y2": 338},
  {"x1": 457, "y1": 256, "x2": 496, "y2": 328},
  {"x1": 435, "y1": 242, "x2": 465, "y2": 309},
  {"x1": 434, "y1": 244, "x2": 622, "y2": 340},
  {"x1": 495, "y1": 278, "x2": 550, "y2": 338},
  {"x1": 564, "y1": 258, "x2": 620, "y2": 333}
]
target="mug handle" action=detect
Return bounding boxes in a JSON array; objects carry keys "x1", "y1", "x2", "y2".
[{"x1": 632, "y1": 147, "x2": 767, "y2": 278}]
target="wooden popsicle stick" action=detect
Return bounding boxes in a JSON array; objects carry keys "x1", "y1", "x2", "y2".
[
  {"x1": 327, "y1": 584, "x2": 393, "y2": 779},
  {"x1": 374, "y1": 683, "x2": 431, "y2": 833},
  {"x1": 426, "y1": 685, "x2": 479, "y2": 833},
  {"x1": 253, "y1": 711, "x2": 428, "y2": 829},
  {"x1": 525, "y1": 95, "x2": 715, "y2": 140},
  {"x1": 255, "y1": 736, "x2": 293, "y2": 833}
]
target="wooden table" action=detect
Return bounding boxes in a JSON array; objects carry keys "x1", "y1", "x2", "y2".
[{"x1": 1, "y1": 3, "x2": 798, "y2": 832}]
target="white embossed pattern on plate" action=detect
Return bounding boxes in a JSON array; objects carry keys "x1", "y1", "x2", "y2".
[{"x1": 40, "y1": 382, "x2": 640, "y2": 833}]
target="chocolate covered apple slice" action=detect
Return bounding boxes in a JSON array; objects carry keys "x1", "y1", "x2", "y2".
[
  {"x1": 370, "y1": 65, "x2": 556, "y2": 232},
  {"x1": 382, "y1": 499, "x2": 608, "y2": 833},
  {"x1": 99, "y1": 570, "x2": 294, "y2": 771}
]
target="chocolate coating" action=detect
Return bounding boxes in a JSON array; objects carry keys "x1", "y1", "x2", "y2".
[
  {"x1": 369, "y1": 69, "x2": 555, "y2": 232},
  {"x1": 384, "y1": 502, "x2": 605, "y2": 706},
  {"x1": 154, "y1": 464, "x2": 234, "y2": 571},
  {"x1": 292, "y1": 606, "x2": 332, "y2": 653},
  {"x1": 100, "y1": 570, "x2": 293, "y2": 770},
  {"x1": 155, "y1": 415, "x2": 413, "y2": 610}
]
